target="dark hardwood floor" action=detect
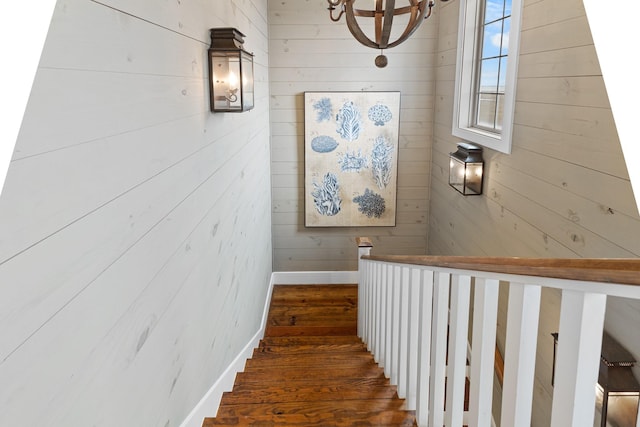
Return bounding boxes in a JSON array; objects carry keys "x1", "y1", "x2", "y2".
[{"x1": 202, "y1": 284, "x2": 417, "y2": 426}]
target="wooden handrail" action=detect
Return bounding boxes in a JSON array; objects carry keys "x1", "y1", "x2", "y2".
[{"x1": 361, "y1": 254, "x2": 640, "y2": 286}]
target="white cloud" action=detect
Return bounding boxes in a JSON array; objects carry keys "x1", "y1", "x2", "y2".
[{"x1": 491, "y1": 33, "x2": 509, "y2": 50}]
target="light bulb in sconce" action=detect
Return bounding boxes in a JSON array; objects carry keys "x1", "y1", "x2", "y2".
[{"x1": 213, "y1": 67, "x2": 239, "y2": 103}]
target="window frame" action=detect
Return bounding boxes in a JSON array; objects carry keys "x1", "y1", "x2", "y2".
[{"x1": 452, "y1": 0, "x2": 523, "y2": 154}]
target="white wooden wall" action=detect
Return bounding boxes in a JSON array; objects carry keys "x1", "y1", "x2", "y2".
[
  {"x1": 430, "y1": 0, "x2": 640, "y2": 425},
  {"x1": 268, "y1": 0, "x2": 437, "y2": 271},
  {"x1": 0, "y1": 1, "x2": 272, "y2": 426}
]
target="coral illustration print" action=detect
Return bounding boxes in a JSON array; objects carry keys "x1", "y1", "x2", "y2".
[
  {"x1": 336, "y1": 101, "x2": 362, "y2": 142},
  {"x1": 304, "y1": 92, "x2": 399, "y2": 226},
  {"x1": 353, "y1": 189, "x2": 386, "y2": 218},
  {"x1": 313, "y1": 97, "x2": 333, "y2": 122},
  {"x1": 338, "y1": 149, "x2": 368, "y2": 173},
  {"x1": 371, "y1": 135, "x2": 394, "y2": 189},
  {"x1": 311, "y1": 135, "x2": 339, "y2": 153},
  {"x1": 311, "y1": 172, "x2": 342, "y2": 216},
  {"x1": 368, "y1": 103, "x2": 392, "y2": 126}
]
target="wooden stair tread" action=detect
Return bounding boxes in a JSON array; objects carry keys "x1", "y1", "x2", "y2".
[
  {"x1": 217, "y1": 399, "x2": 408, "y2": 417},
  {"x1": 233, "y1": 375, "x2": 395, "y2": 391},
  {"x1": 255, "y1": 342, "x2": 367, "y2": 355},
  {"x1": 203, "y1": 409, "x2": 417, "y2": 426},
  {"x1": 259, "y1": 335, "x2": 365, "y2": 348},
  {"x1": 264, "y1": 325, "x2": 357, "y2": 337},
  {"x1": 219, "y1": 383, "x2": 399, "y2": 405},
  {"x1": 235, "y1": 366, "x2": 387, "y2": 383},
  {"x1": 246, "y1": 352, "x2": 375, "y2": 366}
]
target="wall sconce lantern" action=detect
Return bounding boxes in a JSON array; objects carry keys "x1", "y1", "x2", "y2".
[
  {"x1": 208, "y1": 28, "x2": 254, "y2": 113},
  {"x1": 449, "y1": 142, "x2": 484, "y2": 196},
  {"x1": 552, "y1": 332, "x2": 640, "y2": 427}
]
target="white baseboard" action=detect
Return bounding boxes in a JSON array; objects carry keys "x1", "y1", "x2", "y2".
[
  {"x1": 272, "y1": 270, "x2": 358, "y2": 285},
  {"x1": 178, "y1": 270, "x2": 355, "y2": 427}
]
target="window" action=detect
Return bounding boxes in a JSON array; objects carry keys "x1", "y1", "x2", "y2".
[{"x1": 452, "y1": 0, "x2": 522, "y2": 154}]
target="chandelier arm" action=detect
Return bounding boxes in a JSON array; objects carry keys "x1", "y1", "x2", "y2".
[
  {"x1": 345, "y1": 1, "x2": 380, "y2": 49},
  {"x1": 379, "y1": 0, "x2": 396, "y2": 49},
  {"x1": 374, "y1": 0, "x2": 383, "y2": 45},
  {"x1": 386, "y1": 0, "x2": 433, "y2": 48},
  {"x1": 327, "y1": 0, "x2": 345, "y2": 22},
  {"x1": 329, "y1": 8, "x2": 346, "y2": 22}
]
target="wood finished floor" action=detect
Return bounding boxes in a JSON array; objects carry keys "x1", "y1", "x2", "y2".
[{"x1": 202, "y1": 284, "x2": 417, "y2": 426}]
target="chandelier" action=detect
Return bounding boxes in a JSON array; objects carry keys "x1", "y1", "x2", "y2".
[{"x1": 327, "y1": 0, "x2": 448, "y2": 68}]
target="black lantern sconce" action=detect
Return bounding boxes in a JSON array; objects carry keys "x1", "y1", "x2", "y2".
[
  {"x1": 208, "y1": 28, "x2": 254, "y2": 113},
  {"x1": 552, "y1": 332, "x2": 640, "y2": 427},
  {"x1": 449, "y1": 142, "x2": 484, "y2": 196}
]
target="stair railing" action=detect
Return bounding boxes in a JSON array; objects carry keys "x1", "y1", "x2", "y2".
[{"x1": 356, "y1": 237, "x2": 640, "y2": 427}]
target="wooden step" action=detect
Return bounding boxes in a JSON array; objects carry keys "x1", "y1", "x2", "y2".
[
  {"x1": 216, "y1": 399, "x2": 408, "y2": 418},
  {"x1": 234, "y1": 365, "x2": 387, "y2": 384},
  {"x1": 245, "y1": 351, "x2": 375, "y2": 367},
  {"x1": 219, "y1": 383, "x2": 399, "y2": 405},
  {"x1": 256, "y1": 336, "x2": 367, "y2": 355},
  {"x1": 203, "y1": 409, "x2": 417, "y2": 426}
]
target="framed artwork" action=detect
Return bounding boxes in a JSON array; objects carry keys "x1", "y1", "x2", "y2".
[{"x1": 304, "y1": 91, "x2": 400, "y2": 227}]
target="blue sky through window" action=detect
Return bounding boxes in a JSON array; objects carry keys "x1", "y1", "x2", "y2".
[{"x1": 479, "y1": 0, "x2": 511, "y2": 92}]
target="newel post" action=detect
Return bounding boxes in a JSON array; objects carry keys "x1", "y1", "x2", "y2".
[{"x1": 356, "y1": 237, "x2": 373, "y2": 339}]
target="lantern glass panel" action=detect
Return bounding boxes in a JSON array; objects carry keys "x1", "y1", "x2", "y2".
[
  {"x1": 240, "y1": 50, "x2": 254, "y2": 111},
  {"x1": 449, "y1": 156, "x2": 466, "y2": 193},
  {"x1": 464, "y1": 162, "x2": 483, "y2": 195},
  {"x1": 210, "y1": 51, "x2": 242, "y2": 111}
]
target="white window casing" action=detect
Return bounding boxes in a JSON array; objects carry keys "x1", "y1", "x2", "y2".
[{"x1": 452, "y1": 0, "x2": 523, "y2": 154}]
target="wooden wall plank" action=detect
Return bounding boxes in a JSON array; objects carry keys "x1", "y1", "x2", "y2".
[
  {"x1": 429, "y1": 0, "x2": 640, "y2": 425},
  {"x1": 268, "y1": 0, "x2": 437, "y2": 270},
  {"x1": 0, "y1": 1, "x2": 272, "y2": 426}
]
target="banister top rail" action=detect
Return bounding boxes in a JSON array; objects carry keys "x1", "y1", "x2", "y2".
[{"x1": 360, "y1": 254, "x2": 640, "y2": 286}]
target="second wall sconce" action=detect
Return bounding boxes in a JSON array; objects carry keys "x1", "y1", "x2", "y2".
[
  {"x1": 208, "y1": 28, "x2": 254, "y2": 113},
  {"x1": 449, "y1": 142, "x2": 484, "y2": 195}
]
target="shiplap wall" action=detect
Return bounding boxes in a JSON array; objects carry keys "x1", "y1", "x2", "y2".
[
  {"x1": 269, "y1": 0, "x2": 438, "y2": 271},
  {"x1": 431, "y1": 0, "x2": 640, "y2": 425},
  {"x1": 0, "y1": 1, "x2": 271, "y2": 426}
]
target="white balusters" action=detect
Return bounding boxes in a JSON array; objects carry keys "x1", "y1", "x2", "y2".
[
  {"x1": 383, "y1": 263, "x2": 393, "y2": 375},
  {"x1": 355, "y1": 243, "x2": 632, "y2": 427},
  {"x1": 550, "y1": 289, "x2": 607, "y2": 427},
  {"x1": 405, "y1": 267, "x2": 424, "y2": 410},
  {"x1": 390, "y1": 265, "x2": 402, "y2": 385},
  {"x1": 397, "y1": 266, "x2": 411, "y2": 398},
  {"x1": 445, "y1": 274, "x2": 472, "y2": 426},
  {"x1": 427, "y1": 271, "x2": 450, "y2": 427},
  {"x1": 501, "y1": 283, "x2": 541, "y2": 427},
  {"x1": 469, "y1": 278, "x2": 500, "y2": 427}
]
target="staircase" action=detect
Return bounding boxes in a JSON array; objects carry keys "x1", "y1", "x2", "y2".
[{"x1": 202, "y1": 284, "x2": 417, "y2": 426}]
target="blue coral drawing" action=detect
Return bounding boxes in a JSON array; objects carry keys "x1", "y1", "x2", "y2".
[
  {"x1": 335, "y1": 101, "x2": 362, "y2": 142},
  {"x1": 311, "y1": 135, "x2": 339, "y2": 153},
  {"x1": 353, "y1": 188, "x2": 386, "y2": 218},
  {"x1": 311, "y1": 172, "x2": 342, "y2": 216},
  {"x1": 371, "y1": 135, "x2": 394, "y2": 188},
  {"x1": 368, "y1": 103, "x2": 393, "y2": 126},
  {"x1": 313, "y1": 97, "x2": 333, "y2": 122},
  {"x1": 338, "y1": 149, "x2": 368, "y2": 172}
]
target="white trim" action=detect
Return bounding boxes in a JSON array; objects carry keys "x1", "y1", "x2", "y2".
[
  {"x1": 271, "y1": 270, "x2": 358, "y2": 285},
  {"x1": 178, "y1": 270, "x2": 356, "y2": 427},
  {"x1": 452, "y1": 0, "x2": 523, "y2": 154}
]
